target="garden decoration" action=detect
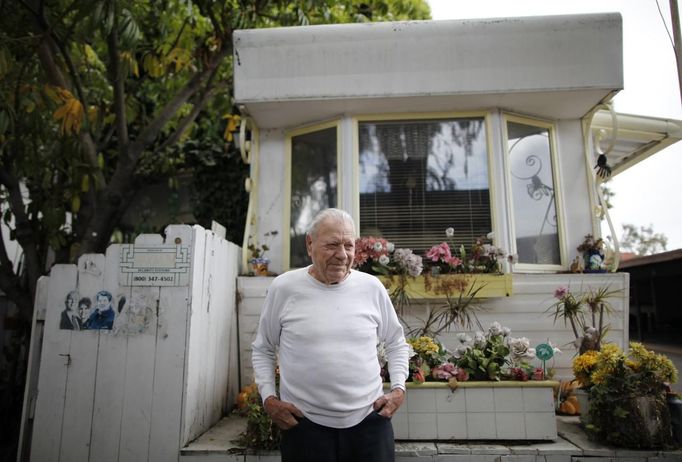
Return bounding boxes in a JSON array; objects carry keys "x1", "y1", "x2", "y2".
[{"x1": 576, "y1": 234, "x2": 607, "y2": 273}]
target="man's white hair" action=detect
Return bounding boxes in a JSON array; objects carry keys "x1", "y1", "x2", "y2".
[{"x1": 307, "y1": 208, "x2": 356, "y2": 239}]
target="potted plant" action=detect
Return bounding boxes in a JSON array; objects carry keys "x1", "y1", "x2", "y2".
[
  {"x1": 353, "y1": 229, "x2": 514, "y2": 306},
  {"x1": 379, "y1": 323, "x2": 561, "y2": 440},
  {"x1": 574, "y1": 342, "x2": 678, "y2": 448},
  {"x1": 247, "y1": 231, "x2": 277, "y2": 276},
  {"x1": 547, "y1": 285, "x2": 619, "y2": 354}
]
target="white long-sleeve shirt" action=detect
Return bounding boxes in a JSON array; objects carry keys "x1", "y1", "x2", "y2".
[{"x1": 251, "y1": 267, "x2": 409, "y2": 429}]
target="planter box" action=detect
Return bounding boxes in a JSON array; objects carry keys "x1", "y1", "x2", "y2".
[
  {"x1": 377, "y1": 274, "x2": 512, "y2": 299},
  {"x1": 387, "y1": 381, "x2": 558, "y2": 440}
]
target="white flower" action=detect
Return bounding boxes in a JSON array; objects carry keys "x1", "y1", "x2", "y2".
[
  {"x1": 486, "y1": 231, "x2": 495, "y2": 240},
  {"x1": 501, "y1": 327, "x2": 511, "y2": 337},
  {"x1": 509, "y1": 337, "x2": 534, "y2": 360},
  {"x1": 387, "y1": 242, "x2": 395, "y2": 252},
  {"x1": 373, "y1": 242, "x2": 383, "y2": 252},
  {"x1": 474, "y1": 331, "x2": 486, "y2": 347},
  {"x1": 379, "y1": 255, "x2": 390, "y2": 265},
  {"x1": 488, "y1": 321, "x2": 503, "y2": 336},
  {"x1": 452, "y1": 345, "x2": 469, "y2": 359},
  {"x1": 445, "y1": 227, "x2": 455, "y2": 237},
  {"x1": 394, "y1": 248, "x2": 423, "y2": 277}
]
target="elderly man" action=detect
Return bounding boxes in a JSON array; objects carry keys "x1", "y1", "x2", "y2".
[{"x1": 251, "y1": 208, "x2": 409, "y2": 462}]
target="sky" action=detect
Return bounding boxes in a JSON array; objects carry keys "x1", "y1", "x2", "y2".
[{"x1": 428, "y1": 0, "x2": 682, "y2": 251}]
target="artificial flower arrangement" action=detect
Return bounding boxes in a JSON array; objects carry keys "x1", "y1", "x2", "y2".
[
  {"x1": 572, "y1": 342, "x2": 678, "y2": 448},
  {"x1": 247, "y1": 230, "x2": 278, "y2": 276},
  {"x1": 424, "y1": 229, "x2": 509, "y2": 275},
  {"x1": 354, "y1": 228, "x2": 510, "y2": 277},
  {"x1": 355, "y1": 229, "x2": 512, "y2": 312},
  {"x1": 379, "y1": 322, "x2": 559, "y2": 385}
]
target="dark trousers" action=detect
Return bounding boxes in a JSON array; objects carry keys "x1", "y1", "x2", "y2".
[{"x1": 280, "y1": 411, "x2": 394, "y2": 462}]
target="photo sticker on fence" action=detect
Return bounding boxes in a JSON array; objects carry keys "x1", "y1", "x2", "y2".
[
  {"x1": 59, "y1": 290, "x2": 119, "y2": 331},
  {"x1": 119, "y1": 244, "x2": 190, "y2": 286}
]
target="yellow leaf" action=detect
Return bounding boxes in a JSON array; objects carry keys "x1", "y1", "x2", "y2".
[
  {"x1": 53, "y1": 100, "x2": 72, "y2": 121},
  {"x1": 83, "y1": 44, "x2": 98, "y2": 65},
  {"x1": 223, "y1": 114, "x2": 241, "y2": 142},
  {"x1": 81, "y1": 175, "x2": 90, "y2": 192},
  {"x1": 71, "y1": 195, "x2": 81, "y2": 213}
]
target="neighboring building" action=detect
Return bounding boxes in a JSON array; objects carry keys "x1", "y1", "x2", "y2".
[{"x1": 619, "y1": 249, "x2": 682, "y2": 343}]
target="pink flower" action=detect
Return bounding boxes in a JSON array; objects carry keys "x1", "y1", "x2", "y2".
[
  {"x1": 554, "y1": 286, "x2": 569, "y2": 300},
  {"x1": 532, "y1": 368, "x2": 545, "y2": 381},
  {"x1": 432, "y1": 363, "x2": 458, "y2": 380},
  {"x1": 509, "y1": 367, "x2": 529, "y2": 381},
  {"x1": 425, "y1": 242, "x2": 452, "y2": 262},
  {"x1": 455, "y1": 368, "x2": 469, "y2": 382},
  {"x1": 445, "y1": 256, "x2": 462, "y2": 268},
  {"x1": 412, "y1": 369, "x2": 426, "y2": 384}
]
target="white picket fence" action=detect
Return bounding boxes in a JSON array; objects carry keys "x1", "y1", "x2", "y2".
[{"x1": 19, "y1": 225, "x2": 240, "y2": 462}]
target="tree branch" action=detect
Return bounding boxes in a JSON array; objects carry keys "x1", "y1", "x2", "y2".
[
  {"x1": 165, "y1": 17, "x2": 190, "y2": 57},
  {"x1": 156, "y1": 67, "x2": 219, "y2": 152},
  {"x1": 128, "y1": 45, "x2": 231, "y2": 158},
  {"x1": 107, "y1": 15, "x2": 130, "y2": 159}
]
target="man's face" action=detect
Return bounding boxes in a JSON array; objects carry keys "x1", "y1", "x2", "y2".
[{"x1": 306, "y1": 218, "x2": 355, "y2": 284}]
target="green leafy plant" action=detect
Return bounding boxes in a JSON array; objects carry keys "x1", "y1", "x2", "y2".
[
  {"x1": 547, "y1": 285, "x2": 620, "y2": 354},
  {"x1": 453, "y1": 322, "x2": 511, "y2": 381},
  {"x1": 232, "y1": 383, "x2": 281, "y2": 450},
  {"x1": 582, "y1": 342, "x2": 678, "y2": 448}
]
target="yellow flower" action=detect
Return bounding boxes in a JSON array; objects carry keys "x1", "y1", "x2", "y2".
[
  {"x1": 572, "y1": 350, "x2": 599, "y2": 387},
  {"x1": 408, "y1": 336, "x2": 440, "y2": 356}
]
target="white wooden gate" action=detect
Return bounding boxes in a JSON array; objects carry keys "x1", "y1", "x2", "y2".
[{"x1": 21, "y1": 225, "x2": 240, "y2": 462}]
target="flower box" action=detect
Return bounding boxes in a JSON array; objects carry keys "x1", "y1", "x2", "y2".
[
  {"x1": 377, "y1": 273, "x2": 512, "y2": 299},
  {"x1": 386, "y1": 381, "x2": 558, "y2": 440}
]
